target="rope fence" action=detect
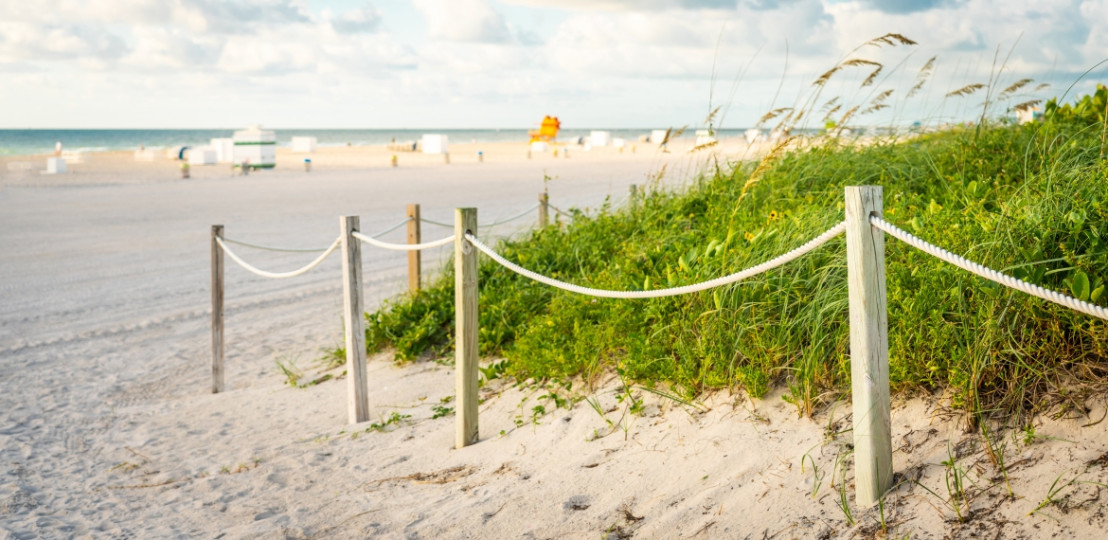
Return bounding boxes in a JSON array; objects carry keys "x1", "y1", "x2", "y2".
[
  {"x1": 548, "y1": 204, "x2": 572, "y2": 218},
  {"x1": 352, "y1": 231, "x2": 456, "y2": 251},
  {"x1": 464, "y1": 221, "x2": 847, "y2": 299},
  {"x1": 209, "y1": 193, "x2": 584, "y2": 399},
  {"x1": 215, "y1": 236, "x2": 341, "y2": 279},
  {"x1": 207, "y1": 184, "x2": 1107, "y2": 508},
  {"x1": 871, "y1": 216, "x2": 1108, "y2": 321},
  {"x1": 419, "y1": 217, "x2": 453, "y2": 228},
  {"x1": 421, "y1": 202, "x2": 542, "y2": 229},
  {"x1": 220, "y1": 238, "x2": 334, "y2": 253}
]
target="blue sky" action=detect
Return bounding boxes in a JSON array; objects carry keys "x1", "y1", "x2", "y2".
[{"x1": 0, "y1": 0, "x2": 1105, "y2": 129}]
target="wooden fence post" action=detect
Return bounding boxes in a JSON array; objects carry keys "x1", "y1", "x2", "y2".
[
  {"x1": 844, "y1": 186, "x2": 893, "y2": 507},
  {"x1": 455, "y1": 208, "x2": 479, "y2": 448},
  {"x1": 629, "y1": 184, "x2": 639, "y2": 212},
  {"x1": 211, "y1": 225, "x2": 224, "y2": 394},
  {"x1": 340, "y1": 215, "x2": 370, "y2": 424},
  {"x1": 538, "y1": 192, "x2": 549, "y2": 228},
  {"x1": 407, "y1": 204, "x2": 421, "y2": 293}
]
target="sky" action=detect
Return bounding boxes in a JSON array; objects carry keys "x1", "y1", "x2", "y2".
[{"x1": 0, "y1": 0, "x2": 1105, "y2": 129}]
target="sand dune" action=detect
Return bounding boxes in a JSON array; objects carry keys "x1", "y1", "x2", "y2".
[{"x1": 2, "y1": 141, "x2": 1106, "y2": 538}]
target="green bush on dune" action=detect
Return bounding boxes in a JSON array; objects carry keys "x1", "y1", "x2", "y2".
[{"x1": 364, "y1": 87, "x2": 1108, "y2": 420}]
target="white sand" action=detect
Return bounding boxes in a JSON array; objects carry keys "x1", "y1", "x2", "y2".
[{"x1": 2, "y1": 140, "x2": 1107, "y2": 538}]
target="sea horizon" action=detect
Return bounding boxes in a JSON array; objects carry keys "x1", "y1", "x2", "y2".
[{"x1": 0, "y1": 127, "x2": 760, "y2": 158}]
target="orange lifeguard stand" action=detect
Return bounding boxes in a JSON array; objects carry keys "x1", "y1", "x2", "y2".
[{"x1": 528, "y1": 116, "x2": 561, "y2": 143}]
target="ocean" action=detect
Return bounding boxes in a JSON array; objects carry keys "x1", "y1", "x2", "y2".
[{"x1": 0, "y1": 128, "x2": 754, "y2": 157}]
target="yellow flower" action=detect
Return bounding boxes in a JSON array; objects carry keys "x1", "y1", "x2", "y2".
[
  {"x1": 744, "y1": 232, "x2": 755, "y2": 241},
  {"x1": 768, "y1": 210, "x2": 780, "y2": 221}
]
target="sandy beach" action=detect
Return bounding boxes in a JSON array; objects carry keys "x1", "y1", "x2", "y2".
[{"x1": 2, "y1": 139, "x2": 1107, "y2": 539}]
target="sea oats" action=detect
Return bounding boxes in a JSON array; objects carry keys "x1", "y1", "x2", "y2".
[
  {"x1": 908, "y1": 56, "x2": 937, "y2": 98},
  {"x1": 1001, "y1": 78, "x2": 1033, "y2": 97},
  {"x1": 757, "y1": 107, "x2": 793, "y2": 126},
  {"x1": 866, "y1": 33, "x2": 918, "y2": 47},
  {"x1": 946, "y1": 83, "x2": 985, "y2": 98},
  {"x1": 862, "y1": 89, "x2": 895, "y2": 115},
  {"x1": 1014, "y1": 99, "x2": 1042, "y2": 112},
  {"x1": 813, "y1": 66, "x2": 841, "y2": 87}
]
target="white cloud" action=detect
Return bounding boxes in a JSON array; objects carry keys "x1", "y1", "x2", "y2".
[
  {"x1": 0, "y1": 0, "x2": 1101, "y2": 129},
  {"x1": 825, "y1": 0, "x2": 1102, "y2": 74},
  {"x1": 412, "y1": 0, "x2": 512, "y2": 43},
  {"x1": 327, "y1": 3, "x2": 383, "y2": 34},
  {"x1": 1079, "y1": 1, "x2": 1108, "y2": 64},
  {"x1": 0, "y1": 21, "x2": 129, "y2": 63},
  {"x1": 856, "y1": 0, "x2": 966, "y2": 14},
  {"x1": 0, "y1": 0, "x2": 413, "y2": 75},
  {"x1": 124, "y1": 27, "x2": 223, "y2": 69},
  {"x1": 542, "y1": 1, "x2": 834, "y2": 79},
  {"x1": 503, "y1": 0, "x2": 741, "y2": 11}
]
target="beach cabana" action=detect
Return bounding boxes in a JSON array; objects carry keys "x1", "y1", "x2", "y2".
[
  {"x1": 233, "y1": 126, "x2": 276, "y2": 169},
  {"x1": 210, "y1": 138, "x2": 235, "y2": 163},
  {"x1": 421, "y1": 134, "x2": 449, "y2": 155},
  {"x1": 589, "y1": 131, "x2": 611, "y2": 147}
]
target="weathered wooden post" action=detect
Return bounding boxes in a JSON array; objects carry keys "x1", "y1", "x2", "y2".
[
  {"x1": 844, "y1": 186, "x2": 893, "y2": 507},
  {"x1": 211, "y1": 225, "x2": 224, "y2": 394},
  {"x1": 407, "y1": 204, "x2": 422, "y2": 293},
  {"x1": 629, "y1": 184, "x2": 639, "y2": 212},
  {"x1": 538, "y1": 192, "x2": 550, "y2": 228},
  {"x1": 455, "y1": 208, "x2": 479, "y2": 448},
  {"x1": 340, "y1": 215, "x2": 370, "y2": 424}
]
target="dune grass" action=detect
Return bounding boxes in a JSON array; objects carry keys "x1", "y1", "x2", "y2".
[{"x1": 362, "y1": 82, "x2": 1108, "y2": 422}]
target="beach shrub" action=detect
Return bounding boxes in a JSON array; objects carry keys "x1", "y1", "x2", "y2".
[{"x1": 362, "y1": 88, "x2": 1108, "y2": 420}]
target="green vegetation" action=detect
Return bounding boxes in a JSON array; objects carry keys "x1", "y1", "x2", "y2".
[
  {"x1": 367, "y1": 412, "x2": 411, "y2": 433},
  {"x1": 363, "y1": 85, "x2": 1108, "y2": 421},
  {"x1": 275, "y1": 356, "x2": 335, "y2": 388}
]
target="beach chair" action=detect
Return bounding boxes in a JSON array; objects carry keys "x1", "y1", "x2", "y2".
[{"x1": 528, "y1": 116, "x2": 561, "y2": 143}]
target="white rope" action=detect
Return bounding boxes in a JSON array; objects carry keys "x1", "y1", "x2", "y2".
[
  {"x1": 421, "y1": 217, "x2": 453, "y2": 228},
  {"x1": 370, "y1": 217, "x2": 414, "y2": 238},
  {"x1": 221, "y1": 238, "x2": 332, "y2": 253},
  {"x1": 871, "y1": 216, "x2": 1108, "y2": 321},
  {"x1": 548, "y1": 204, "x2": 572, "y2": 218},
  {"x1": 485, "y1": 203, "x2": 541, "y2": 227},
  {"x1": 352, "y1": 231, "x2": 455, "y2": 251},
  {"x1": 217, "y1": 236, "x2": 341, "y2": 279},
  {"x1": 421, "y1": 204, "x2": 543, "y2": 229},
  {"x1": 464, "y1": 221, "x2": 847, "y2": 299},
  {"x1": 218, "y1": 217, "x2": 409, "y2": 253}
]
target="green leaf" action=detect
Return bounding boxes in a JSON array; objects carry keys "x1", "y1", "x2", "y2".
[
  {"x1": 1031, "y1": 267, "x2": 1047, "y2": 285},
  {"x1": 1071, "y1": 271, "x2": 1090, "y2": 301},
  {"x1": 705, "y1": 239, "x2": 720, "y2": 257},
  {"x1": 1091, "y1": 284, "x2": 1105, "y2": 303}
]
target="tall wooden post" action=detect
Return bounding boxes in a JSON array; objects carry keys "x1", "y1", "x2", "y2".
[
  {"x1": 407, "y1": 204, "x2": 422, "y2": 293},
  {"x1": 211, "y1": 225, "x2": 225, "y2": 394},
  {"x1": 845, "y1": 186, "x2": 893, "y2": 507},
  {"x1": 340, "y1": 215, "x2": 370, "y2": 424},
  {"x1": 455, "y1": 208, "x2": 479, "y2": 448},
  {"x1": 629, "y1": 184, "x2": 639, "y2": 212},
  {"x1": 538, "y1": 192, "x2": 550, "y2": 228}
]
